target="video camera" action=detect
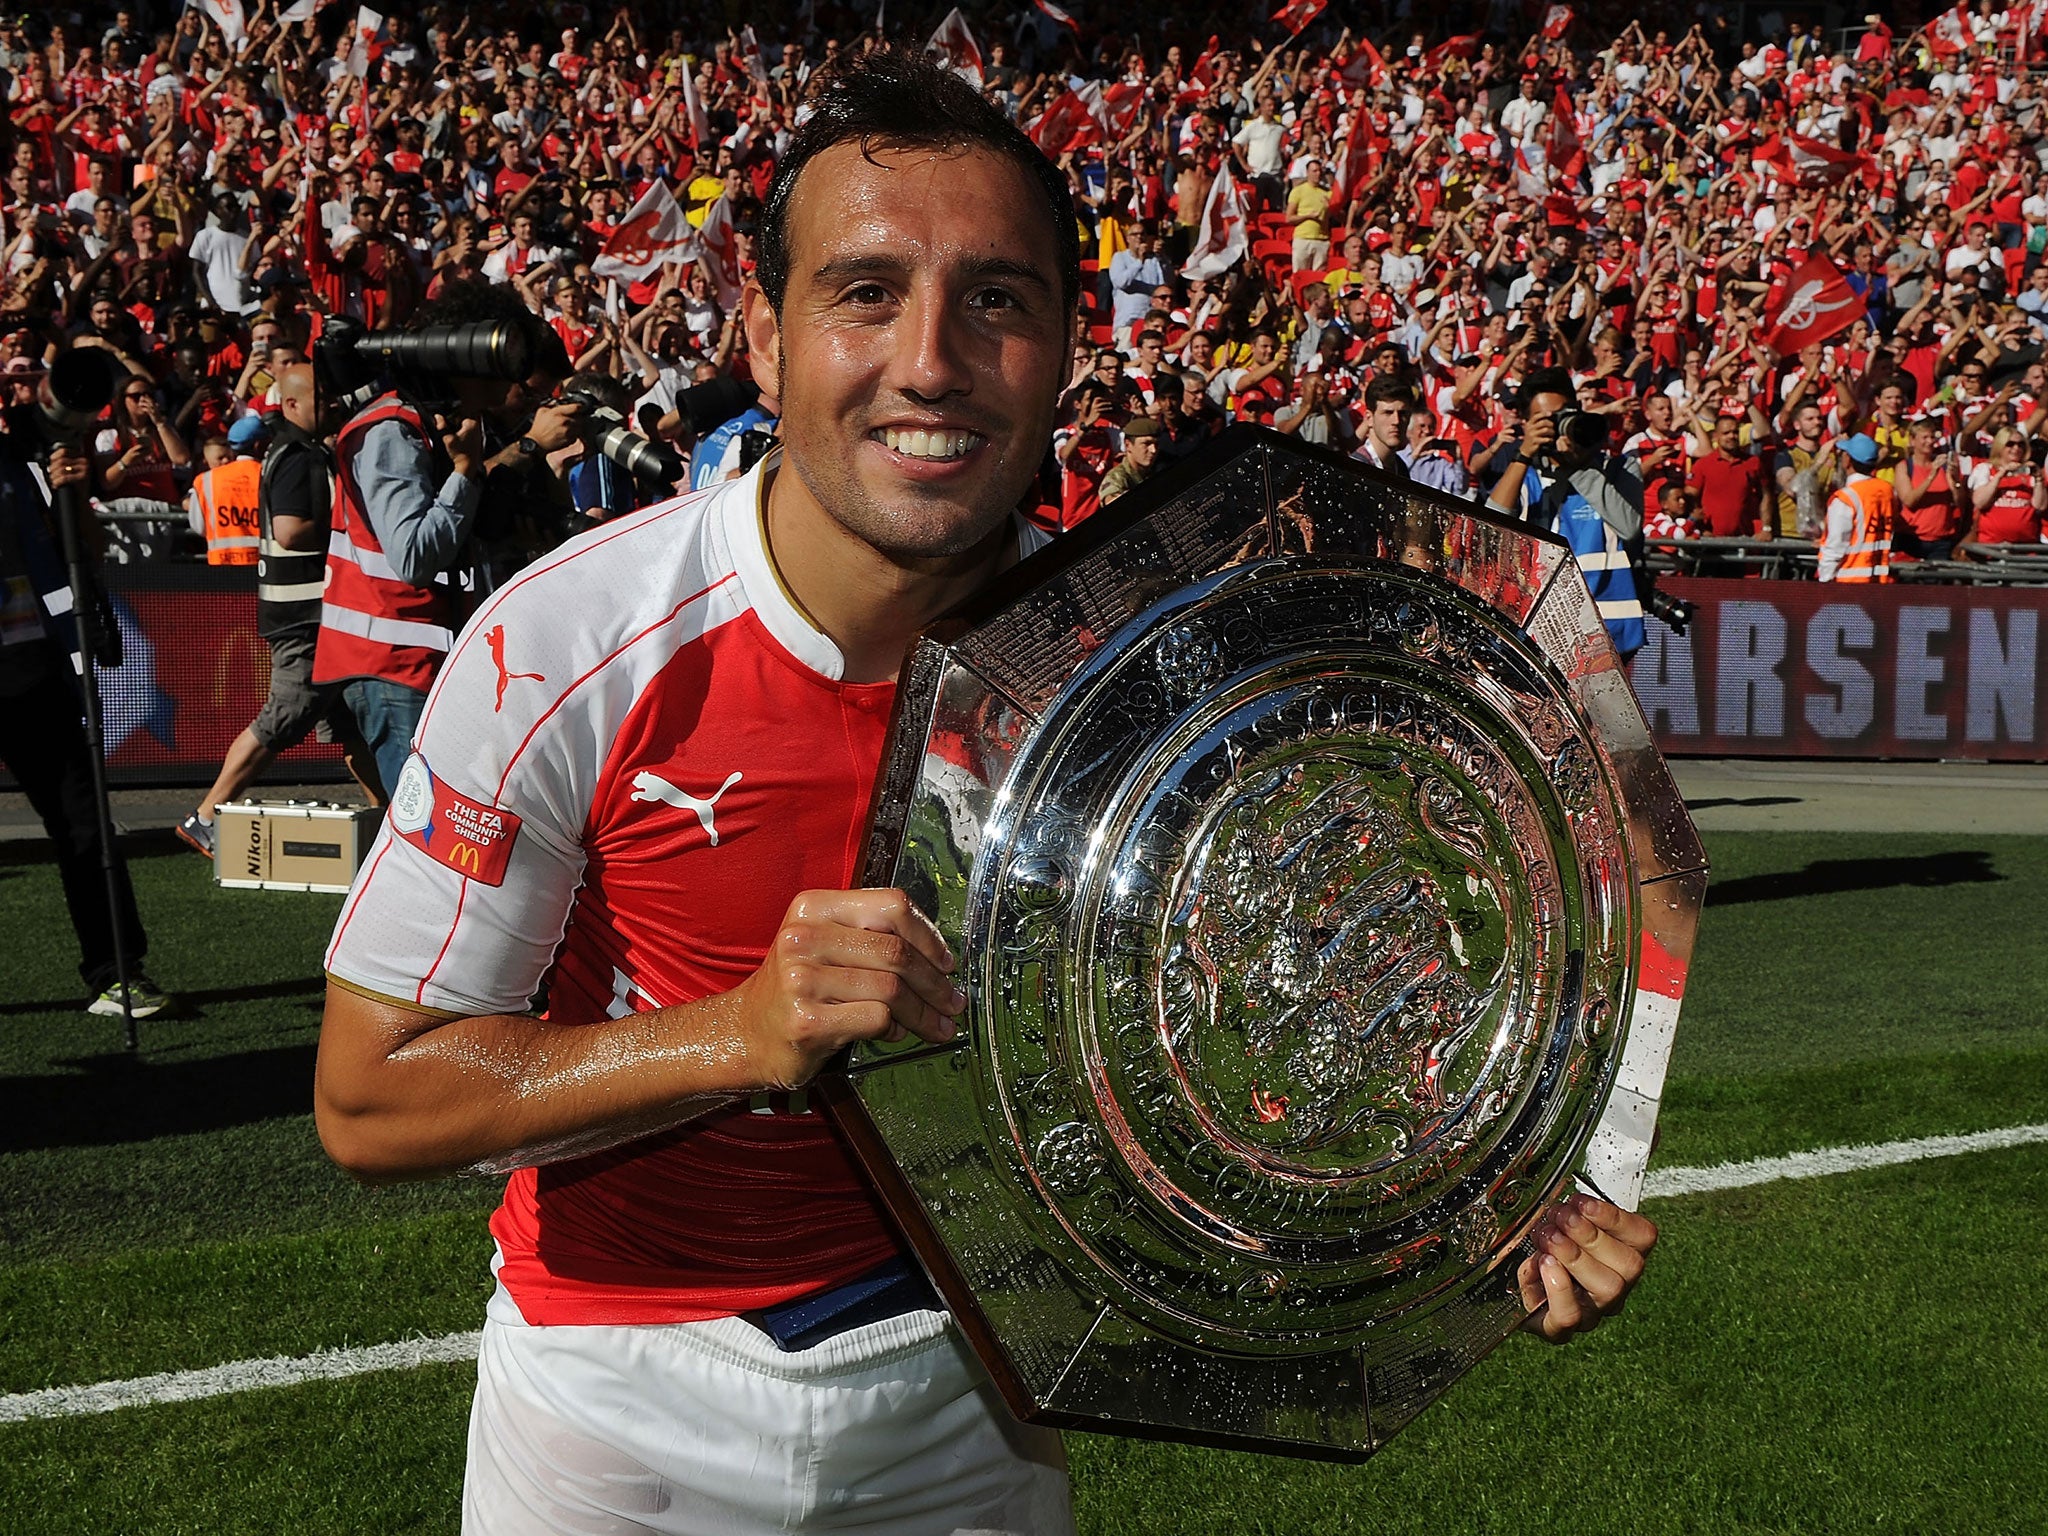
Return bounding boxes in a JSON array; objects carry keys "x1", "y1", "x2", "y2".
[{"x1": 312, "y1": 316, "x2": 531, "y2": 417}]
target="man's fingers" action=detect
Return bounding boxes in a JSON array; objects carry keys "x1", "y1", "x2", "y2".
[
  {"x1": 1540, "y1": 1223, "x2": 1630, "y2": 1311},
  {"x1": 809, "y1": 965, "x2": 959, "y2": 1046},
  {"x1": 1536, "y1": 1254, "x2": 1586, "y2": 1337},
  {"x1": 781, "y1": 921, "x2": 966, "y2": 1023},
  {"x1": 790, "y1": 888, "x2": 956, "y2": 974}
]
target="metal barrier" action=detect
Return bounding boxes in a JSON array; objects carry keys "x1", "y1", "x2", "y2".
[{"x1": 1645, "y1": 537, "x2": 1818, "y2": 581}]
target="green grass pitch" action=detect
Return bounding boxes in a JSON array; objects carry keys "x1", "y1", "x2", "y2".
[{"x1": 1, "y1": 829, "x2": 2043, "y2": 1533}]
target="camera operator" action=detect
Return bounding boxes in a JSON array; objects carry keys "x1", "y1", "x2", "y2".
[
  {"x1": 1486, "y1": 366, "x2": 1648, "y2": 660},
  {"x1": 312, "y1": 281, "x2": 585, "y2": 798}
]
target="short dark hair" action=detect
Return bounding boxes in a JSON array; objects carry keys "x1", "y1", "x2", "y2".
[
  {"x1": 757, "y1": 49, "x2": 1080, "y2": 315},
  {"x1": 1365, "y1": 376, "x2": 1414, "y2": 410},
  {"x1": 1519, "y1": 365, "x2": 1575, "y2": 410}
]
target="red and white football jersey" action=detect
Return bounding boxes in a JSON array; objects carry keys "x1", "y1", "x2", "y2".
[{"x1": 327, "y1": 464, "x2": 1039, "y2": 1327}]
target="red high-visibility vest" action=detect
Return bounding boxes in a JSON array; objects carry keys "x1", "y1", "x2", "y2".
[{"x1": 311, "y1": 394, "x2": 461, "y2": 692}]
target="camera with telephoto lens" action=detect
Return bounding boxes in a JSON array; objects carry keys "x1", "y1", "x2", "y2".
[
  {"x1": 554, "y1": 376, "x2": 689, "y2": 490},
  {"x1": 313, "y1": 315, "x2": 532, "y2": 417}
]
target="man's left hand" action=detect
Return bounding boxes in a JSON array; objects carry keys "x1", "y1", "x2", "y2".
[{"x1": 1515, "y1": 1192, "x2": 1658, "y2": 1342}]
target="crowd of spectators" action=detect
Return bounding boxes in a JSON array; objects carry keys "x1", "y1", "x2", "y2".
[{"x1": 5, "y1": 0, "x2": 2048, "y2": 575}]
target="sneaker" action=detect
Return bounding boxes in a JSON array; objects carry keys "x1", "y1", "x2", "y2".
[
  {"x1": 174, "y1": 812, "x2": 216, "y2": 859},
  {"x1": 87, "y1": 976, "x2": 173, "y2": 1020}
]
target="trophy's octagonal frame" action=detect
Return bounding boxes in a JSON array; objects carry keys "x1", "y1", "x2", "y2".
[{"x1": 819, "y1": 428, "x2": 1705, "y2": 1460}]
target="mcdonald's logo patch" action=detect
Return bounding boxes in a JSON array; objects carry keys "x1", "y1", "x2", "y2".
[{"x1": 390, "y1": 760, "x2": 521, "y2": 886}]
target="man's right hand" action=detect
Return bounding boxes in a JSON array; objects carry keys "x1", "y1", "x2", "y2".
[
  {"x1": 1519, "y1": 413, "x2": 1559, "y2": 460},
  {"x1": 733, "y1": 888, "x2": 966, "y2": 1091},
  {"x1": 525, "y1": 397, "x2": 588, "y2": 453},
  {"x1": 441, "y1": 415, "x2": 485, "y2": 479}
]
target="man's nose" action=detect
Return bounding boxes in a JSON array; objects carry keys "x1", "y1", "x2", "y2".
[{"x1": 887, "y1": 284, "x2": 975, "y2": 403}]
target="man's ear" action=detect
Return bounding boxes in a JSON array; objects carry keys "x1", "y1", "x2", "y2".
[{"x1": 742, "y1": 278, "x2": 780, "y2": 387}]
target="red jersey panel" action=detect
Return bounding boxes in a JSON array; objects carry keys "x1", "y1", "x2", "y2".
[{"x1": 326, "y1": 464, "x2": 903, "y2": 1326}]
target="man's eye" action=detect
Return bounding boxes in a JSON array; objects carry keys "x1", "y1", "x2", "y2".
[
  {"x1": 845, "y1": 283, "x2": 893, "y2": 306},
  {"x1": 969, "y1": 288, "x2": 1020, "y2": 314}
]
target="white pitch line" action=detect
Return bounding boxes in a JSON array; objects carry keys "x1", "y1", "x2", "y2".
[
  {"x1": 6, "y1": 1122, "x2": 2047, "y2": 1426},
  {"x1": 1642, "y1": 1121, "x2": 2048, "y2": 1200},
  {"x1": 0, "y1": 1332, "x2": 480, "y2": 1425}
]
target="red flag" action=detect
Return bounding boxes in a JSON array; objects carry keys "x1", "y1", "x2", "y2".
[
  {"x1": 1541, "y1": 5, "x2": 1574, "y2": 39},
  {"x1": 1028, "y1": 88, "x2": 1102, "y2": 155},
  {"x1": 1547, "y1": 87, "x2": 1584, "y2": 181},
  {"x1": 1098, "y1": 81, "x2": 1147, "y2": 137},
  {"x1": 1756, "y1": 254, "x2": 1862, "y2": 354},
  {"x1": 1176, "y1": 35, "x2": 1221, "y2": 106},
  {"x1": 1182, "y1": 165, "x2": 1249, "y2": 279},
  {"x1": 1271, "y1": 0, "x2": 1328, "y2": 36},
  {"x1": 926, "y1": 8, "x2": 984, "y2": 87},
  {"x1": 1033, "y1": 0, "x2": 1078, "y2": 29},
  {"x1": 680, "y1": 59, "x2": 711, "y2": 149},
  {"x1": 1757, "y1": 133, "x2": 1873, "y2": 187},
  {"x1": 591, "y1": 181, "x2": 698, "y2": 281},
  {"x1": 1339, "y1": 36, "x2": 1389, "y2": 90},
  {"x1": 1422, "y1": 33, "x2": 1479, "y2": 73},
  {"x1": 1329, "y1": 124, "x2": 1365, "y2": 209}
]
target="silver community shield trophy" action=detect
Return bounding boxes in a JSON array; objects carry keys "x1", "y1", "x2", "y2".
[{"x1": 820, "y1": 428, "x2": 1706, "y2": 1459}]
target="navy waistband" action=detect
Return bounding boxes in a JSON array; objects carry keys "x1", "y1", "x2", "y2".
[{"x1": 742, "y1": 1255, "x2": 943, "y2": 1352}]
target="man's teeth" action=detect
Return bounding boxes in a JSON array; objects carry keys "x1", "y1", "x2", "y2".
[{"x1": 882, "y1": 427, "x2": 976, "y2": 461}]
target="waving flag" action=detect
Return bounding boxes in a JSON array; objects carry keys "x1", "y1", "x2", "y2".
[
  {"x1": 1757, "y1": 254, "x2": 1861, "y2": 354},
  {"x1": 697, "y1": 195, "x2": 745, "y2": 311},
  {"x1": 1098, "y1": 81, "x2": 1147, "y2": 138},
  {"x1": 1513, "y1": 144, "x2": 1549, "y2": 200},
  {"x1": 592, "y1": 181, "x2": 698, "y2": 281},
  {"x1": 1272, "y1": 0, "x2": 1328, "y2": 37},
  {"x1": 1547, "y1": 88, "x2": 1584, "y2": 182},
  {"x1": 1029, "y1": 87, "x2": 1103, "y2": 155},
  {"x1": 1175, "y1": 35, "x2": 1220, "y2": 106},
  {"x1": 680, "y1": 59, "x2": 711, "y2": 148},
  {"x1": 188, "y1": 0, "x2": 247, "y2": 46},
  {"x1": 1754, "y1": 133, "x2": 1874, "y2": 187},
  {"x1": 279, "y1": 0, "x2": 321, "y2": 22},
  {"x1": 1423, "y1": 34, "x2": 1479, "y2": 73},
  {"x1": 926, "y1": 8, "x2": 984, "y2": 87},
  {"x1": 344, "y1": 6, "x2": 385, "y2": 77},
  {"x1": 1033, "y1": 0, "x2": 1078, "y2": 29},
  {"x1": 1182, "y1": 164, "x2": 1249, "y2": 279},
  {"x1": 1542, "y1": 5, "x2": 1574, "y2": 39},
  {"x1": 1339, "y1": 36, "x2": 1389, "y2": 91}
]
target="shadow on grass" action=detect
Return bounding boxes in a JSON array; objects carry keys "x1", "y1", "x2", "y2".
[
  {"x1": 0, "y1": 1041, "x2": 318, "y2": 1151},
  {"x1": 0, "y1": 975, "x2": 325, "y2": 1019},
  {"x1": 1708, "y1": 850, "x2": 2003, "y2": 907},
  {"x1": 1687, "y1": 795, "x2": 1804, "y2": 811},
  {"x1": 0, "y1": 828, "x2": 187, "y2": 868}
]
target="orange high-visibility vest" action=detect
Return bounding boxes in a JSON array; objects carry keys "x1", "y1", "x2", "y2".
[
  {"x1": 190, "y1": 458, "x2": 262, "y2": 566},
  {"x1": 1831, "y1": 476, "x2": 1894, "y2": 583}
]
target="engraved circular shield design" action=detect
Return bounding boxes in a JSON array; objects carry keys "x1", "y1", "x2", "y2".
[{"x1": 965, "y1": 559, "x2": 1636, "y2": 1351}]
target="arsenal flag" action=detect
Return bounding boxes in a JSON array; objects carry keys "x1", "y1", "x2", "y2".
[
  {"x1": 926, "y1": 8, "x2": 984, "y2": 88},
  {"x1": 1757, "y1": 255, "x2": 1862, "y2": 354},
  {"x1": 1098, "y1": 81, "x2": 1147, "y2": 138},
  {"x1": 680, "y1": 58, "x2": 711, "y2": 148},
  {"x1": 697, "y1": 195, "x2": 746, "y2": 311},
  {"x1": 1542, "y1": 5, "x2": 1574, "y2": 39},
  {"x1": 344, "y1": 5, "x2": 384, "y2": 76},
  {"x1": 1754, "y1": 133, "x2": 1874, "y2": 188},
  {"x1": 1033, "y1": 0, "x2": 1078, "y2": 29},
  {"x1": 592, "y1": 181, "x2": 698, "y2": 281},
  {"x1": 1028, "y1": 88, "x2": 1102, "y2": 155},
  {"x1": 1272, "y1": 0, "x2": 1328, "y2": 37},
  {"x1": 187, "y1": 0, "x2": 247, "y2": 46},
  {"x1": 1422, "y1": 33, "x2": 1479, "y2": 73},
  {"x1": 1338, "y1": 36, "x2": 1389, "y2": 91},
  {"x1": 1182, "y1": 164, "x2": 1249, "y2": 279},
  {"x1": 1547, "y1": 87, "x2": 1584, "y2": 182}
]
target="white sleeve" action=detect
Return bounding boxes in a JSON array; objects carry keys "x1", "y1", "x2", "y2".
[{"x1": 1816, "y1": 492, "x2": 1854, "y2": 581}]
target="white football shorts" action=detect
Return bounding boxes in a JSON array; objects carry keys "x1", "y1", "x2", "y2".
[{"x1": 462, "y1": 1278, "x2": 1077, "y2": 1535}]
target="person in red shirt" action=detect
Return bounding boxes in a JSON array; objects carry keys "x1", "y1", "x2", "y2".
[
  {"x1": 1687, "y1": 415, "x2": 1770, "y2": 538},
  {"x1": 1966, "y1": 427, "x2": 2048, "y2": 546}
]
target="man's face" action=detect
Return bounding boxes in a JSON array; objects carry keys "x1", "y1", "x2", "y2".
[
  {"x1": 1251, "y1": 334, "x2": 1276, "y2": 365},
  {"x1": 1645, "y1": 394, "x2": 1672, "y2": 431},
  {"x1": 747, "y1": 142, "x2": 1070, "y2": 560},
  {"x1": 1794, "y1": 404, "x2": 1822, "y2": 439},
  {"x1": 1094, "y1": 350, "x2": 1122, "y2": 385},
  {"x1": 1127, "y1": 434, "x2": 1160, "y2": 469},
  {"x1": 1369, "y1": 397, "x2": 1404, "y2": 447},
  {"x1": 1715, "y1": 418, "x2": 1742, "y2": 454}
]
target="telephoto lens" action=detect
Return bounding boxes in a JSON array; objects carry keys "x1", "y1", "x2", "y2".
[
  {"x1": 584, "y1": 404, "x2": 688, "y2": 488},
  {"x1": 358, "y1": 322, "x2": 532, "y2": 383}
]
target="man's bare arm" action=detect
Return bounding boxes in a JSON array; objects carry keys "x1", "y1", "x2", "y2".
[{"x1": 315, "y1": 888, "x2": 964, "y2": 1182}]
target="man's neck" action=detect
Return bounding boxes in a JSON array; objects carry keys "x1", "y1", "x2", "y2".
[{"x1": 763, "y1": 459, "x2": 1016, "y2": 686}]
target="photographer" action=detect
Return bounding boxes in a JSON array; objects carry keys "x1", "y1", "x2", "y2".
[
  {"x1": 1486, "y1": 367, "x2": 1648, "y2": 660},
  {"x1": 311, "y1": 281, "x2": 585, "y2": 797}
]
